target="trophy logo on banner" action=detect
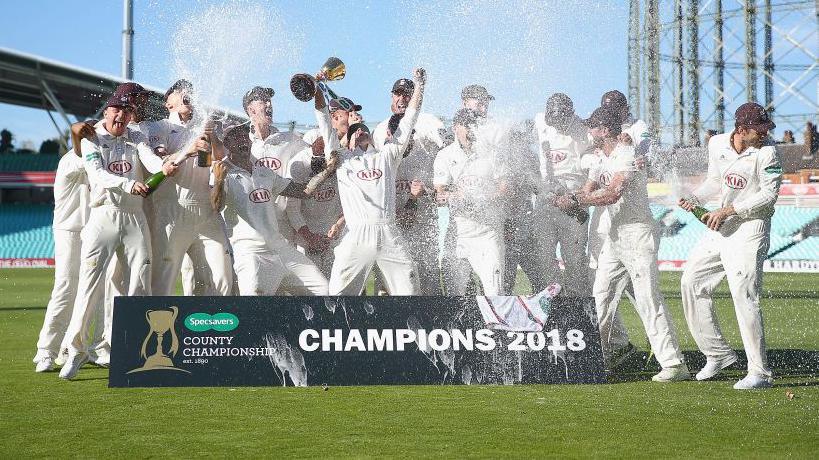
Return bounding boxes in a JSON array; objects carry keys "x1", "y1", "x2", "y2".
[{"x1": 128, "y1": 306, "x2": 190, "y2": 374}]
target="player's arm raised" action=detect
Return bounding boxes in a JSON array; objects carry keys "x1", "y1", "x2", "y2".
[{"x1": 386, "y1": 68, "x2": 426, "y2": 161}]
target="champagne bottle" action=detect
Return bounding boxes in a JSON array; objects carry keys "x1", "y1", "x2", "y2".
[
  {"x1": 144, "y1": 170, "x2": 165, "y2": 196},
  {"x1": 691, "y1": 205, "x2": 709, "y2": 221},
  {"x1": 197, "y1": 134, "x2": 212, "y2": 167}
]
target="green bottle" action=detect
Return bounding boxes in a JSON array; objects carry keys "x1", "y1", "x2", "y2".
[
  {"x1": 144, "y1": 171, "x2": 166, "y2": 196},
  {"x1": 691, "y1": 205, "x2": 709, "y2": 220}
]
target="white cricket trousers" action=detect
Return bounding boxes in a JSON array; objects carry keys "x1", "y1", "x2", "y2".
[
  {"x1": 151, "y1": 202, "x2": 233, "y2": 296},
  {"x1": 35, "y1": 229, "x2": 100, "y2": 358},
  {"x1": 398, "y1": 205, "x2": 441, "y2": 295},
  {"x1": 452, "y1": 229, "x2": 505, "y2": 296},
  {"x1": 589, "y1": 230, "x2": 635, "y2": 352},
  {"x1": 234, "y1": 244, "x2": 329, "y2": 296},
  {"x1": 681, "y1": 218, "x2": 772, "y2": 378},
  {"x1": 64, "y1": 206, "x2": 152, "y2": 354},
  {"x1": 594, "y1": 223, "x2": 685, "y2": 368},
  {"x1": 329, "y1": 222, "x2": 419, "y2": 295},
  {"x1": 546, "y1": 207, "x2": 590, "y2": 296}
]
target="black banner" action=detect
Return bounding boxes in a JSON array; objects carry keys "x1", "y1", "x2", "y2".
[{"x1": 109, "y1": 296, "x2": 606, "y2": 387}]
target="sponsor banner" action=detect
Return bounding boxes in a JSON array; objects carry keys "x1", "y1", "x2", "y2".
[
  {"x1": 780, "y1": 184, "x2": 819, "y2": 196},
  {"x1": 0, "y1": 172, "x2": 56, "y2": 187},
  {"x1": 0, "y1": 258, "x2": 55, "y2": 268},
  {"x1": 763, "y1": 259, "x2": 819, "y2": 273},
  {"x1": 109, "y1": 296, "x2": 606, "y2": 388},
  {"x1": 659, "y1": 259, "x2": 819, "y2": 273}
]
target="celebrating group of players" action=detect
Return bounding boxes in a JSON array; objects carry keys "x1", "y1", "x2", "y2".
[{"x1": 33, "y1": 66, "x2": 782, "y2": 390}]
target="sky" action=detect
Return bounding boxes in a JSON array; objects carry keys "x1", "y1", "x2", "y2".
[{"x1": 0, "y1": 0, "x2": 628, "y2": 147}]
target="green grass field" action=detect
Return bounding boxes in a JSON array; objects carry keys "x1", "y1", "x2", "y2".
[{"x1": 1, "y1": 269, "x2": 818, "y2": 458}]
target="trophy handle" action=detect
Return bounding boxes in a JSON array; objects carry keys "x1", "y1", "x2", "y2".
[
  {"x1": 168, "y1": 307, "x2": 180, "y2": 357},
  {"x1": 139, "y1": 310, "x2": 154, "y2": 359}
]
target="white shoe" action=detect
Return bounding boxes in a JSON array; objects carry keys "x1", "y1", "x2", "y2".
[
  {"x1": 652, "y1": 364, "x2": 692, "y2": 382},
  {"x1": 54, "y1": 348, "x2": 69, "y2": 367},
  {"x1": 696, "y1": 353, "x2": 738, "y2": 381},
  {"x1": 35, "y1": 356, "x2": 55, "y2": 373},
  {"x1": 58, "y1": 352, "x2": 89, "y2": 380},
  {"x1": 90, "y1": 349, "x2": 110, "y2": 368},
  {"x1": 733, "y1": 374, "x2": 773, "y2": 390}
]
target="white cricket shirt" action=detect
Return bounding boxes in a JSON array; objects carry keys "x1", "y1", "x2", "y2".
[
  {"x1": 81, "y1": 124, "x2": 164, "y2": 211},
  {"x1": 220, "y1": 159, "x2": 293, "y2": 253},
  {"x1": 52, "y1": 150, "x2": 90, "y2": 231}
]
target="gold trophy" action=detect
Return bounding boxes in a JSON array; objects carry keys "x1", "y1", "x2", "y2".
[
  {"x1": 128, "y1": 306, "x2": 189, "y2": 373},
  {"x1": 290, "y1": 57, "x2": 346, "y2": 102}
]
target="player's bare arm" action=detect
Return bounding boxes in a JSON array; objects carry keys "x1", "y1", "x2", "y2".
[{"x1": 210, "y1": 160, "x2": 227, "y2": 211}]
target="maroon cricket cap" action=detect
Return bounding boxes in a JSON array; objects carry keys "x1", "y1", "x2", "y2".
[
  {"x1": 392, "y1": 78, "x2": 415, "y2": 96},
  {"x1": 735, "y1": 102, "x2": 775, "y2": 131},
  {"x1": 337, "y1": 97, "x2": 362, "y2": 112},
  {"x1": 601, "y1": 90, "x2": 628, "y2": 109},
  {"x1": 103, "y1": 92, "x2": 135, "y2": 110}
]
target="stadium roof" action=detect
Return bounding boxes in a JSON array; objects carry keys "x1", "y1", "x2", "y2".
[{"x1": 0, "y1": 46, "x2": 247, "y2": 126}]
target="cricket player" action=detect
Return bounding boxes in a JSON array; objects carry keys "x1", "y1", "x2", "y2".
[
  {"x1": 32, "y1": 124, "x2": 92, "y2": 372},
  {"x1": 500, "y1": 121, "x2": 559, "y2": 294},
  {"x1": 678, "y1": 102, "x2": 781, "y2": 389},
  {"x1": 212, "y1": 124, "x2": 330, "y2": 296},
  {"x1": 534, "y1": 93, "x2": 592, "y2": 296},
  {"x1": 148, "y1": 80, "x2": 233, "y2": 297},
  {"x1": 434, "y1": 108, "x2": 510, "y2": 296},
  {"x1": 60, "y1": 94, "x2": 180, "y2": 380},
  {"x1": 315, "y1": 68, "x2": 428, "y2": 295},
  {"x1": 592, "y1": 89, "x2": 652, "y2": 367},
  {"x1": 439, "y1": 85, "x2": 500, "y2": 295},
  {"x1": 241, "y1": 86, "x2": 310, "y2": 243},
  {"x1": 556, "y1": 105, "x2": 689, "y2": 382},
  {"x1": 373, "y1": 77, "x2": 446, "y2": 295},
  {"x1": 286, "y1": 136, "x2": 344, "y2": 278},
  {"x1": 302, "y1": 98, "x2": 350, "y2": 148}
]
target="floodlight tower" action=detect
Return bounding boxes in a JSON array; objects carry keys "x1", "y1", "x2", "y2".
[{"x1": 122, "y1": 0, "x2": 134, "y2": 80}]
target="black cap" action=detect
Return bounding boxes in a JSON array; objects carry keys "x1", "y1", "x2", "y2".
[
  {"x1": 735, "y1": 102, "x2": 776, "y2": 131},
  {"x1": 601, "y1": 90, "x2": 628, "y2": 109},
  {"x1": 337, "y1": 97, "x2": 362, "y2": 112},
  {"x1": 585, "y1": 106, "x2": 622, "y2": 134},
  {"x1": 164, "y1": 79, "x2": 193, "y2": 101},
  {"x1": 223, "y1": 122, "x2": 251, "y2": 146},
  {"x1": 452, "y1": 108, "x2": 480, "y2": 127},
  {"x1": 346, "y1": 122, "x2": 371, "y2": 143},
  {"x1": 242, "y1": 86, "x2": 275, "y2": 110},
  {"x1": 461, "y1": 84, "x2": 494, "y2": 101},
  {"x1": 544, "y1": 93, "x2": 574, "y2": 124},
  {"x1": 392, "y1": 78, "x2": 415, "y2": 96}
]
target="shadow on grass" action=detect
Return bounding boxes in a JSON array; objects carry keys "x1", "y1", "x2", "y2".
[{"x1": 610, "y1": 349, "x2": 819, "y2": 383}]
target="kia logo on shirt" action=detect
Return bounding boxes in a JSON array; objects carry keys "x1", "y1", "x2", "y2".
[
  {"x1": 107, "y1": 160, "x2": 133, "y2": 175},
  {"x1": 725, "y1": 173, "x2": 747, "y2": 189},
  {"x1": 357, "y1": 169, "x2": 383, "y2": 181},
  {"x1": 599, "y1": 172, "x2": 612, "y2": 186},
  {"x1": 255, "y1": 157, "x2": 282, "y2": 170},
  {"x1": 314, "y1": 187, "x2": 336, "y2": 202},
  {"x1": 550, "y1": 150, "x2": 567, "y2": 163},
  {"x1": 249, "y1": 188, "x2": 271, "y2": 203}
]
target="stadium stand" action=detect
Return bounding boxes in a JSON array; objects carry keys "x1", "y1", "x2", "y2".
[
  {"x1": 0, "y1": 204, "x2": 53, "y2": 260},
  {"x1": 771, "y1": 236, "x2": 819, "y2": 260},
  {"x1": 0, "y1": 154, "x2": 59, "y2": 172}
]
